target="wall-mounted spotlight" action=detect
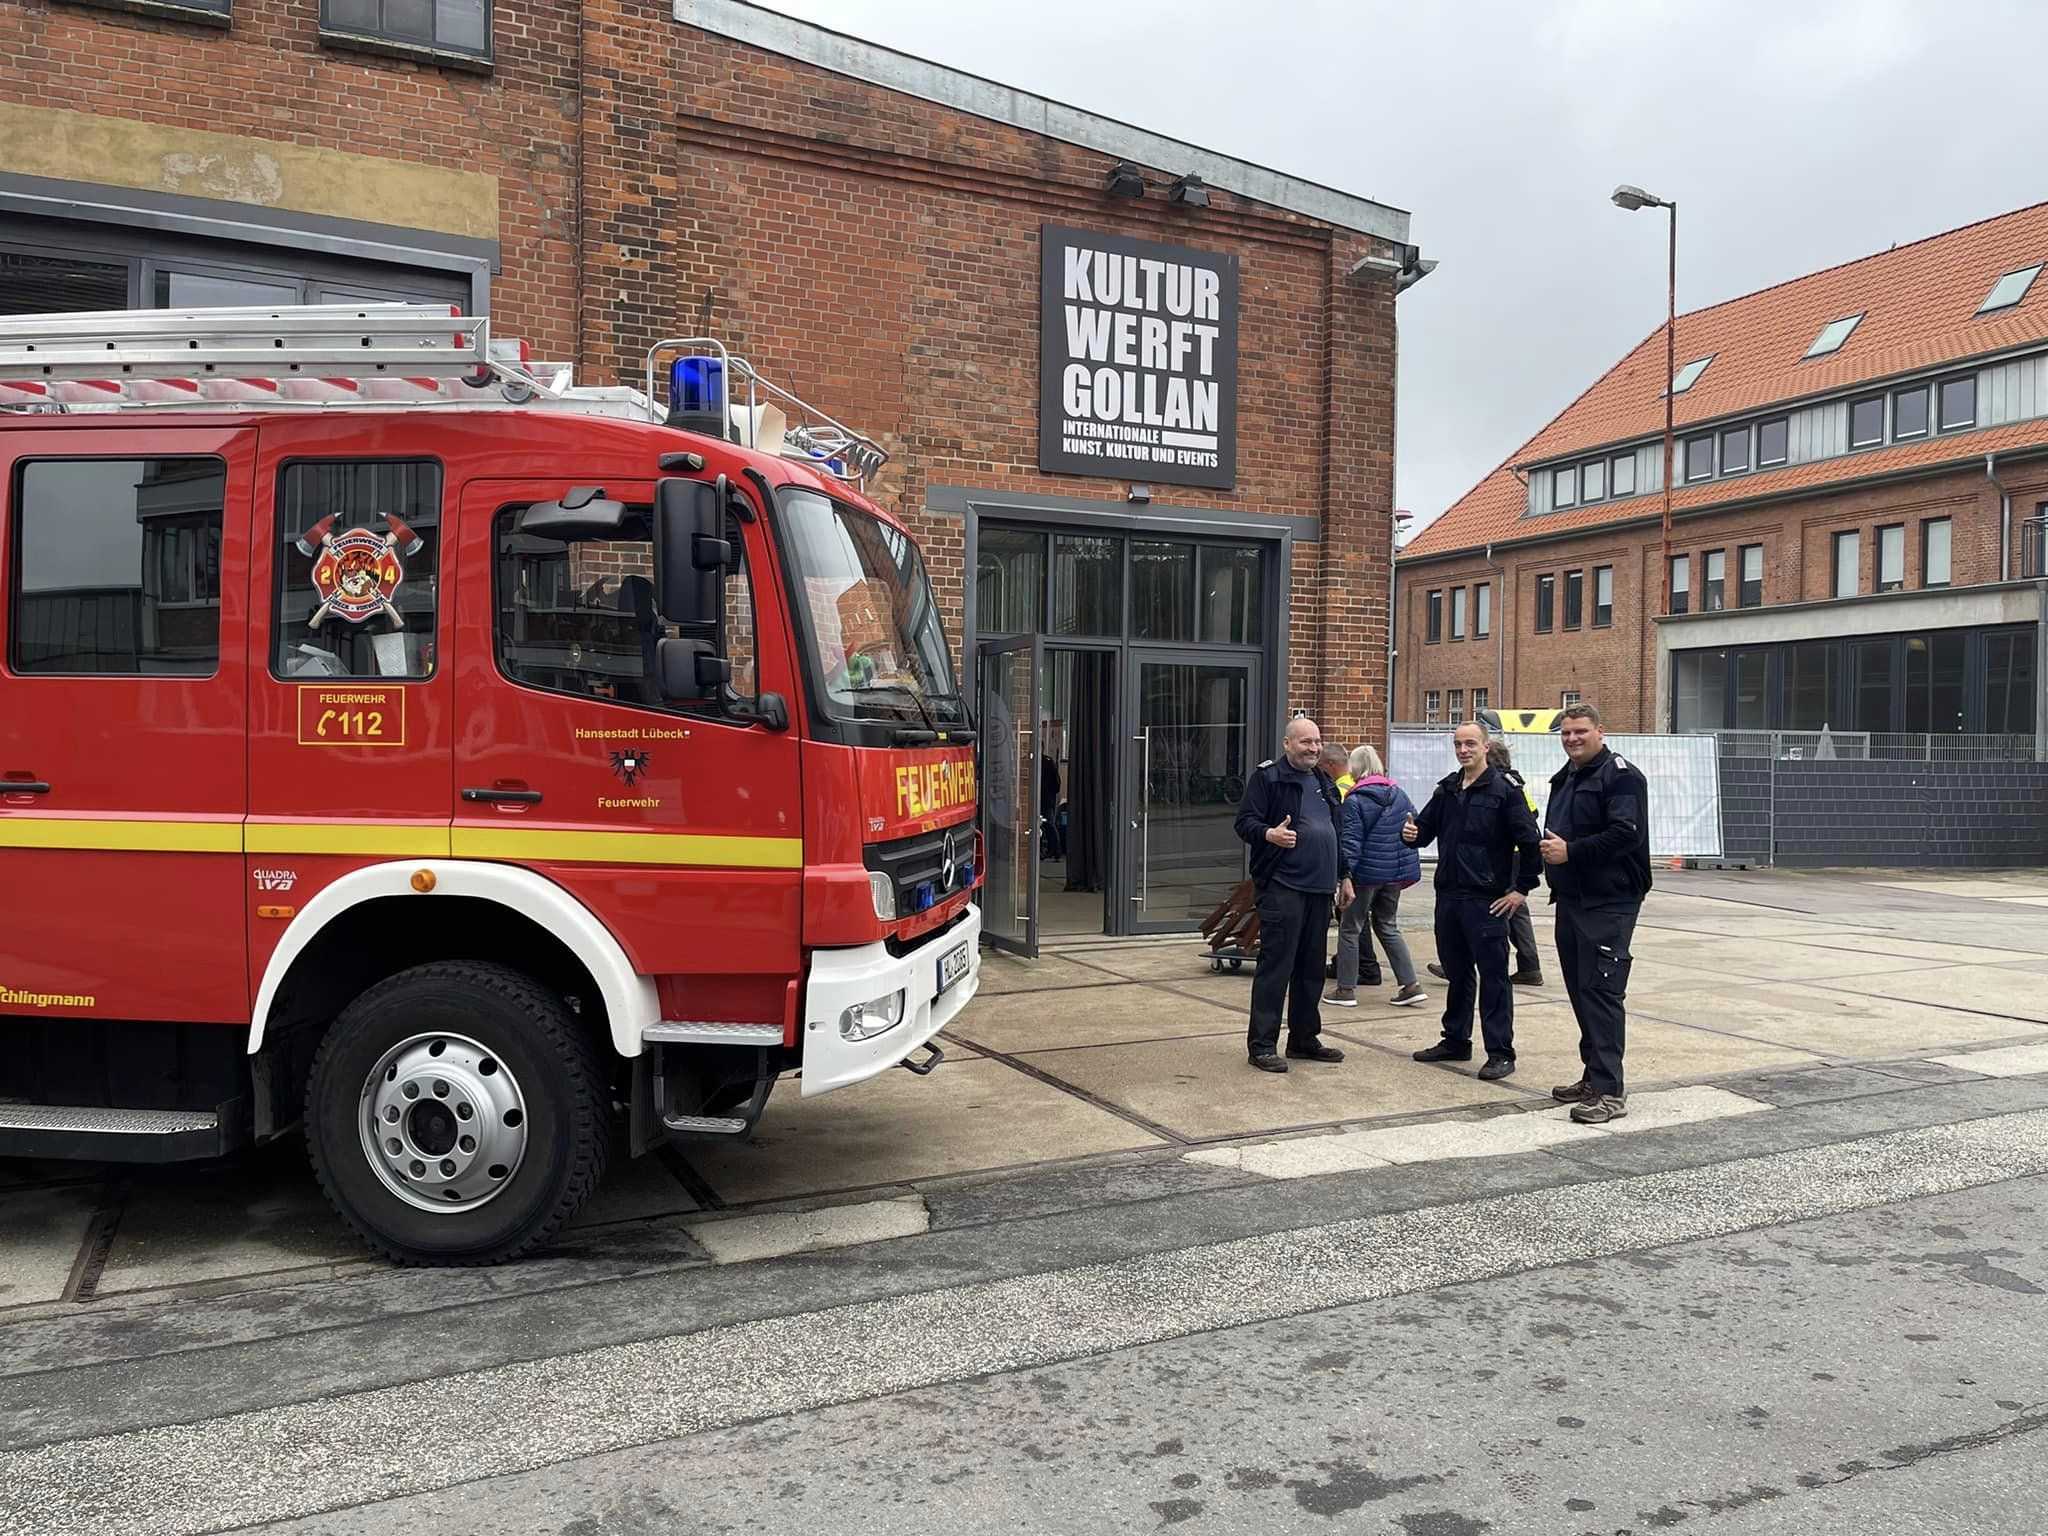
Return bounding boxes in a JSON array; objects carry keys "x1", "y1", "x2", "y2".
[
  {"x1": 1128, "y1": 483, "x2": 1152, "y2": 504},
  {"x1": 1168, "y1": 174, "x2": 1209, "y2": 208},
  {"x1": 1105, "y1": 162, "x2": 1146, "y2": 198}
]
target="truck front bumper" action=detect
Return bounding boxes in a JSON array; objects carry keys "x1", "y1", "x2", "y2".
[{"x1": 800, "y1": 904, "x2": 982, "y2": 1097}]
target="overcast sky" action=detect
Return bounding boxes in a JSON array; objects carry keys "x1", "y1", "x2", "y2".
[{"x1": 757, "y1": 0, "x2": 2048, "y2": 532}]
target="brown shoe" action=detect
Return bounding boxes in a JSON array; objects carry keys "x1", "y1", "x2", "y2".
[
  {"x1": 1390, "y1": 983, "x2": 1429, "y2": 1007},
  {"x1": 1551, "y1": 1077, "x2": 1594, "y2": 1104},
  {"x1": 1570, "y1": 1094, "x2": 1627, "y2": 1125}
]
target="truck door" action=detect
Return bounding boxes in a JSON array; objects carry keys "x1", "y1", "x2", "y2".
[
  {"x1": 452, "y1": 478, "x2": 803, "y2": 1024},
  {"x1": 244, "y1": 433, "x2": 456, "y2": 999},
  {"x1": 0, "y1": 425, "x2": 252, "y2": 1022}
]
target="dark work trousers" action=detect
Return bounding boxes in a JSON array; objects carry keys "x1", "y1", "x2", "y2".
[
  {"x1": 1434, "y1": 895, "x2": 1515, "y2": 1060},
  {"x1": 1248, "y1": 882, "x2": 1334, "y2": 1057},
  {"x1": 1507, "y1": 900, "x2": 1540, "y2": 973},
  {"x1": 1554, "y1": 898, "x2": 1641, "y2": 1097}
]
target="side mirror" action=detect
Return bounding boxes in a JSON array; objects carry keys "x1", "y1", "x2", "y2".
[
  {"x1": 657, "y1": 637, "x2": 733, "y2": 702},
  {"x1": 653, "y1": 477, "x2": 730, "y2": 628}
]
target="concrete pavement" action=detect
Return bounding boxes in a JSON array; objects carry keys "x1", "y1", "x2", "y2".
[{"x1": 4, "y1": 867, "x2": 2048, "y2": 1315}]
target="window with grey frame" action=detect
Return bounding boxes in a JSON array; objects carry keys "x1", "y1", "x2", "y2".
[
  {"x1": 1534, "y1": 574, "x2": 1555, "y2": 633},
  {"x1": 321, "y1": 0, "x2": 490, "y2": 57},
  {"x1": 1611, "y1": 453, "x2": 1637, "y2": 496},
  {"x1": 1592, "y1": 565, "x2": 1613, "y2": 627},
  {"x1": 1877, "y1": 524, "x2": 1905, "y2": 594},
  {"x1": 1563, "y1": 569, "x2": 1584, "y2": 630},
  {"x1": 1670, "y1": 553, "x2": 1689, "y2": 615},
  {"x1": 1684, "y1": 435, "x2": 1714, "y2": 483},
  {"x1": 1738, "y1": 544, "x2": 1763, "y2": 608},
  {"x1": 1832, "y1": 530, "x2": 1860, "y2": 598},
  {"x1": 1922, "y1": 518, "x2": 1952, "y2": 588},
  {"x1": 1474, "y1": 581, "x2": 1491, "y2": 638},
  {"x1": 1426, "y1": 588, "x2": 1443, "y2": 643},
  {"x1": 1938, "y1": 374, "x2": 1976, "y2": 431},
  {"x1": 1849, "y1": 396, "x2": 1885, "y2": 450},
  {"x1": 975, "y1": 527, "x2": 1047, "y2": 635},
  {"x1": 1449, "y1": 586, "x2": 1467, "y2": 640},
  {"x1": 1719, "y1": 425, "x2": 1751, "y2": 474},
  {"x1": 1581, "y1": 458, "x2": 1606, "y2": 502},
  {"x1": 1758, "y1": 417, "x2": 1789, "y2": 467},
  {"x1": 1552, "y1": 466, "x2": 1577, "y2": 508},
  {"x1": 1893, "y1": 383, "x2": 1930, "y2": 440},
  {"x1": 1702, "y1": 549, "x2": 1726, "y2": 612}
]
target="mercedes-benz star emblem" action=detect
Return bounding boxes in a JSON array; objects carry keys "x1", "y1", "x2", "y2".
[{"x1": 940, "y1": 831, "x2": 958, "y2": 891}]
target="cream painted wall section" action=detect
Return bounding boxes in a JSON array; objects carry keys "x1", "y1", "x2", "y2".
[{"x1": 1, "y1": 104, "x2": 497, "y2": 241}]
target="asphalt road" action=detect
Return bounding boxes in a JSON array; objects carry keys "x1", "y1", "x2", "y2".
[{"x1": 2, "y1": 1071, "x2": 2045, "y2": 1535}]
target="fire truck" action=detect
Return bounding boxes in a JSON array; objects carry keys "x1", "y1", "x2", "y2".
[{"x1": 0, "y1": 305, "x2": 981, "y2": 1265}]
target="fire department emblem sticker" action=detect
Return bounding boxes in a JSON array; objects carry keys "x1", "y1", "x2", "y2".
[
  {"x1": 301, "y1": 512, "x2": 423, "y2": 629},
  {"x1": 610, "y1": 749, "x2": 651, "y2": 787}
]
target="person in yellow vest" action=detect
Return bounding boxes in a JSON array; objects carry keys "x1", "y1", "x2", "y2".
[{"x1": 1320, "y1": 743, "x2": 1355, "y2": 799}]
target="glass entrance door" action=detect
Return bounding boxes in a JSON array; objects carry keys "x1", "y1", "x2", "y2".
[
  {"x1": 976, "y1": 635, "x2": 1043, "y2": 956},
  {"x1": 1125, "y1": 653, "x2": 1256, "y2": 934}
]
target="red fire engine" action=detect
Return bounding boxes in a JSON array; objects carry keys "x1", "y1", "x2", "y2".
[{"x1": 0, "y1": 305, "x2": 981, "y2": 1265}]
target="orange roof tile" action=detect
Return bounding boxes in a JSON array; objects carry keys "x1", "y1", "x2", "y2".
[{"x1": 1404, "y1": 201, "x2": 2048, "y2": 561}]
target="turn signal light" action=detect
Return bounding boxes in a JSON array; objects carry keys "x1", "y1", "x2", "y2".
[{"x1": 410, "y1": 869, "x2": 437, "y2": 893}]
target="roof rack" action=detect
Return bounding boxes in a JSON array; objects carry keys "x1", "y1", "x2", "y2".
[
  {"x1": 644, "y1": 336, "x2": 889, "y2": 488},
  {"x1": 0, "y1": 305, "x2": 890, "y2": 491}
]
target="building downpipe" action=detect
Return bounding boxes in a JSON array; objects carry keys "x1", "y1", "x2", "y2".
[
  {"x1": 1483, "y1": 542, "x2": 1505, "y2": 706},
  {"x1": 1987, "y1": 452, "x2": 2011, "y2": 582}
]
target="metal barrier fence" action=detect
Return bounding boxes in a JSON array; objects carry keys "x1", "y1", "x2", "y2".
[{"x1": 1716, "y1": 730, "x2": 2040, "y2": 762}]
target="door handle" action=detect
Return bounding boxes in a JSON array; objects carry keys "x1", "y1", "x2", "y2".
[
  {"x1": 2, "y1": 780, "x2": 51, "y2": 795},
  {"x1": 462, "y1": 787, "x2": 543, "y2": 805}
]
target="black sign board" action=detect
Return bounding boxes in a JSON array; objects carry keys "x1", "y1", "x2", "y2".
[{"x1": 1039, "y1": 223, "x2": 1238, "y2": 490}]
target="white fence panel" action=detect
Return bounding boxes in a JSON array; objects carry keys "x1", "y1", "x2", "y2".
[{"x1": 1386, "y1": 730, "x2": 1722, "y2": 860}]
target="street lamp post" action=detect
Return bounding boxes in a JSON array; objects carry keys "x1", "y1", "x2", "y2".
[{"x1": 1613, "y1": 184, "x2": 1677, "y2": 618}]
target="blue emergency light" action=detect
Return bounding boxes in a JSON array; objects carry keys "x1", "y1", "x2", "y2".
[{"x1": 668, "y1": 355, "x2": 725, "y2": 417}]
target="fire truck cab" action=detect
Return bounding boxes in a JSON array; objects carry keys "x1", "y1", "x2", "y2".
[{"x1": 0, "y1": 306, "x2": 981, "y2": 1265}]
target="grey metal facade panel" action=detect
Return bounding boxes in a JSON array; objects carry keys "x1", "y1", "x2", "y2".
[
  {"x1": 672, "y1": 0, "x2": 1409, "y2": 243},
  {"x1": 1983, "y1": 354, "x2": 2047, "y2": 426},
  {"x1": 927, "y1": 483, "x2": 1320, "y2": 541},
  {"x1": 1788, "y1": 401, "x2": 1846, "y2": 463}
]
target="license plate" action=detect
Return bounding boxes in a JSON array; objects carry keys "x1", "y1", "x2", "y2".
[{"x1": 936, "y1": 941, "x2": 971, "y2": 995}]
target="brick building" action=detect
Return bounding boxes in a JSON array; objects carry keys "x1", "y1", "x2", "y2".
[
  {"x1": 1396, "y1": 204, "x2": 2048, "y2": 747},
  {"x1": 0, "y1": 0, "x2": 1425, "y2": 939}
]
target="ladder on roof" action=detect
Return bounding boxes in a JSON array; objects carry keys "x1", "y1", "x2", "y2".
[
  {"x1": 0, "y1": 303, "x2": 547, "y2": 409},
  {"x1": 0, "y1": 304, "x2": 892, "y2": 490}
]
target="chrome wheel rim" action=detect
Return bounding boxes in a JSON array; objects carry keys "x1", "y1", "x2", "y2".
[{"x1": 357, "y1": 1032, "x2": 528, "y2": 1213}]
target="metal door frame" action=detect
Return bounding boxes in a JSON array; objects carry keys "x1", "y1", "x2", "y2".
[
  {"x1": 1118, "y1": 646, "x2": 1263, "y2": 936},
  {"x1": 975, "y1": 632, "x2": 1043, "y2": 957}
]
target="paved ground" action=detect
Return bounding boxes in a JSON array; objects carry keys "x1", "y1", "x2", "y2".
[{"x1": 6, "y1": 866, "x2": 2048, "y2": 1318}]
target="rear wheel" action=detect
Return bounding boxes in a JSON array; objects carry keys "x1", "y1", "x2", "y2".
[{"x1": 306, "y1": 961, "x2": 609, "y2": 1266}]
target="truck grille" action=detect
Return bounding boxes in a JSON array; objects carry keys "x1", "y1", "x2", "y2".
[{"x1": 865, "y1": 822, "x2": 976, "y2": 916}]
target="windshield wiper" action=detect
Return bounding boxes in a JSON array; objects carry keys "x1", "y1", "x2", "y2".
[{"x1": 845, "y1": 680, "x2": 972, "y2": 745}]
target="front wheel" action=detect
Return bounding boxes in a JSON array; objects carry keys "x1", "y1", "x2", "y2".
[{"x1": 306, "y1": 961, "x2": 609, "y2": 1266}]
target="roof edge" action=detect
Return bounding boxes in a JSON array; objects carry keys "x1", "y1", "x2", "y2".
[
  {"x1": 1398, "y1": 436, "x2": 2048, "y2": 565},
  {"x1": 673, "y1": 0, "x2": 1410, "y2": 243}
]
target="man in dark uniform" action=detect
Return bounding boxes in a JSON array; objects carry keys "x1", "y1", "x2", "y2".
[
  {"x1": 1401, "y1": 720, "x2": 1540, "y2": 1080},
  {"x1": 1233, "y1": 715, "x2": 1355, "y2": 1073},
  {"x1": 1538, "y1": 703, "x2": 1652, "y2": 1124}
]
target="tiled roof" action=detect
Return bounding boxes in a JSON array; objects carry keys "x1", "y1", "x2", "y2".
[{"x1": 1404, "y1": 201, "x2": 2048, "y2": 560}]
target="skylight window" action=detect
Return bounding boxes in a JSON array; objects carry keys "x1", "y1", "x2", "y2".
[
  {"x1": 1668, "y1": 355, "x2": 1713, "y2": 394},
  {"x1": 1804, "y1": 313, "x2": 1864, "y2": 359},
  {"x1": 1977, "y1": 264, "x2": 2043, "y2": 315}
]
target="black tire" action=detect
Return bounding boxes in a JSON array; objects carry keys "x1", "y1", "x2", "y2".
[{"x1": 305, "y1": 961, "x2": 609, "y2": 1266}]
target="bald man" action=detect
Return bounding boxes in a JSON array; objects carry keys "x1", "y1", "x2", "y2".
[{"x1": 1233, "y1": 716, "x2": 1355, "y2": 1073}]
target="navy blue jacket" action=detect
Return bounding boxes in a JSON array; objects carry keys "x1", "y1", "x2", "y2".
[
  {"x1": 1543, "y1": 746, "x2": 1653, "y2": 905},
  {"x1": 1410, "y1": 763, "x2": 1542, "y2": 900},
  {"x1": 1340, "y1": 778, "x2": 1422, "y2": 889},
  {"x1": 1234, "y1": 759, "x2": 1351, "y2": 889}
]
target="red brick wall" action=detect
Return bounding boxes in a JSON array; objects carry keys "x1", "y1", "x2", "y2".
[
  {"x1": 7, "y1": 0, "x2": 1401, "y2": 742},
  {"x1": 1397, "y1": 463, "x2": 2048, "y2": 731}
]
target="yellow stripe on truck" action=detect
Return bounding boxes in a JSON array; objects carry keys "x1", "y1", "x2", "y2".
[
  {"x1": 0, "y1": 819, "x2": 803, "y2": 869},
  {"x1": 450, "y1": 827, "x2": 804, "y2": 868},
  {"x1": 0, "y1": 818, "x2": 242, "y2": 853}
]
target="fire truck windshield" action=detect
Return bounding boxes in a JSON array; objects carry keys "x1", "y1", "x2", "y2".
[{"x1": 780, "y1": 487, "x2": 964, "y2": 726}]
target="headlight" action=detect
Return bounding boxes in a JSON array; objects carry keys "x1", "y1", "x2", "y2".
[
  {"x1": 868, "y1": 871, "x2": 896, "y2": 921},
  {"x1": 839, "y1": 990, "x2": 906, "y2": 1040}
]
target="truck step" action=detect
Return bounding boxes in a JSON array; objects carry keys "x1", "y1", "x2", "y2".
[
  {"x1": 0, "y1": 1103, "x2": 234, "y2": 1163},
  {"x1": 660, "y1": 1112, "x2": 750, "y2": 1136},
  {"x1": 644, "y1": 1021, "x2": 784, "y2": 1046}
]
